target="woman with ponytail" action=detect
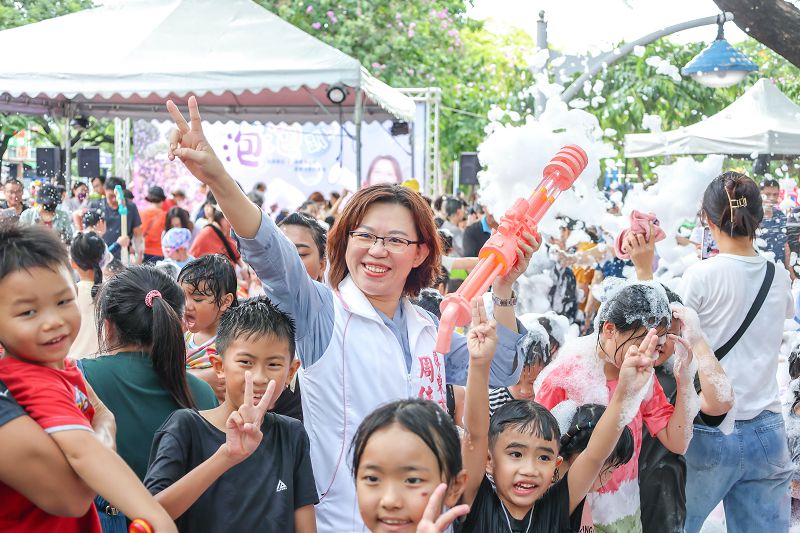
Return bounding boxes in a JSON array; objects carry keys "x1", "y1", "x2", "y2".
[
  {"x1": 82, "y1": 266, "x2": 217, "y2": 480},
  {"x1": 68, "y1": 231, "x2": 106, "y2": 359},
  {"x1": 681, "y1": 171, "x2": 794, "y2": 532}
]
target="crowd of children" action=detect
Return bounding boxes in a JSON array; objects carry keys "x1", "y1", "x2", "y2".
[{"x1": 0, "y1": 96, "x2": 797, "y2": 533}]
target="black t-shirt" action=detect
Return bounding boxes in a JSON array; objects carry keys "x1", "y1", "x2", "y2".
[
  {"x1": 461, "y1": 474, "x2": 579, "y2": 533},
  {"x1": 0, "y1": 379, "x2": 24, "y2": 427},
  {"x1": 462, "y1": 219, "x2": 491, "y2": 258},
  {"x1": 270, "y1": 380, "x2": 303, "y2": 422},
  {"x1": 638, "y1": 366, "x2": 686, "y2": 533},
  {"x1": 145, "y1": 409, "x2": 318, "y2": 532}
]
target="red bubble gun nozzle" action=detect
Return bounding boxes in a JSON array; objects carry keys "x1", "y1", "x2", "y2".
[{"x1": 435, "y1": 145, "x2": 588, "y2": 353}]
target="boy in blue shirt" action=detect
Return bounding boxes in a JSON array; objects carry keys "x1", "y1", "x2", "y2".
[{"x1": 145, "y1": 296, "x2": 317, "y2": 532}]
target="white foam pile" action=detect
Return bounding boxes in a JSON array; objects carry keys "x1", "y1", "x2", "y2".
[
  {"x1": 476, "y1": 97, "x2": 618, "y2": 239},
  {"x1": 621, "y1": 155, "x2": 724, "y2": 278}
]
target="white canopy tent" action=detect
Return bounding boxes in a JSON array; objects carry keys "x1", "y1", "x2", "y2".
[
  {"x1": 625, "y1": 79, "x2": 800, "y2": 158},
  {"x1": 0, "y1": 0, "x2": 417, "y2": 185}
]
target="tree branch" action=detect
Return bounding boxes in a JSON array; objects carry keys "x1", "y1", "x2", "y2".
[
  {"x1": 713, "y1": 0, "x2": 800, "y2": 69},
  {"x1": 0, "y1": 134, "x2": 12, "y2": 162}
]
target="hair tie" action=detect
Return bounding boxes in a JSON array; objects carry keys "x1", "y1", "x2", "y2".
[{"x1": 145, "y1": 290, "x2": 162, "y2": 308}]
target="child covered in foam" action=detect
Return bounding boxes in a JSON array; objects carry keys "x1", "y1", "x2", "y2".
[{"x1": 535, "y1": 280, "x2": 698, "y2": 532}]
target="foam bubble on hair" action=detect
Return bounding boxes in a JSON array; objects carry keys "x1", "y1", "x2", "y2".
[
  {"x1": 551, "y1": 399, "x2": 579, "y2": 436},
  {"x1": 594, "y1": 278, "x2": 671, "y2": 333},
  {"x1": 519, "y1": 311, "x2": 569, "y2": 349},
  {"x1": 518, "y1": 318, "x2": 550, "y2": 355}
]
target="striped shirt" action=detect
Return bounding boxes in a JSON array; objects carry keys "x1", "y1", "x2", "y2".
[{"x1": 488, "y1": 387, "x2": 515, "y2": 417}]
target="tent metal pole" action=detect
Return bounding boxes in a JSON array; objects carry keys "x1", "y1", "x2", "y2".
[
  {"x1": 355, "y1": 88, "x2": 363, "y2": 189},
  {"x1": 64, "y1": 103, "x2": 74, "y2": 189}
]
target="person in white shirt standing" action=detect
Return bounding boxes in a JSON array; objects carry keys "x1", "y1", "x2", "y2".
[{"x1": 681, "y1": 172, "x2": 794, "y2": 533}]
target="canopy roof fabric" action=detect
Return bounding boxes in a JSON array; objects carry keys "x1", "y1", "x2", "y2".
[
  {"x1": 0, "y1": 0, "x2": 415, "y2": 123},
  {"x1": 625, "y1": 79, "x2": 800, "y2": 157}
]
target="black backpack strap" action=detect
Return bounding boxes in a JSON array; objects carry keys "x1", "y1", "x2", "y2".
[{"x1": 714, "y1": 260, "x2": 775, "y2": 360}]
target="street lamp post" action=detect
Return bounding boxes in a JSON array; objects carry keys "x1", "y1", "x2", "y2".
[
  {"x1": 681, "y1": 20, "x2": 758, "y2": 88},
  {"x1": 559, "y1": 12, "x2": 755, "y2": 103}
]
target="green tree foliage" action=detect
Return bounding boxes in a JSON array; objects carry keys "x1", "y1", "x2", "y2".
[
  {"x1": 555, "y1": 38, "x2": 800, "y2": 179},
  {"x1": 0, "y1": 0, "x2": 92, "y2": 29},
  {"x1": 263, "y1": 0, "x2": 535, "y2": 180}
]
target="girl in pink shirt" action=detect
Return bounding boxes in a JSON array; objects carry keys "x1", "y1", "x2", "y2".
[{"x1": 536, "y1": 282, "x2": 697, "y2": 532}]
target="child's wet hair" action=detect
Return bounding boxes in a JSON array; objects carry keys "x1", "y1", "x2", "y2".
[
  {"x1": 96, "y1": 265, "x2": 196, "y2": 409},
  {"x1": 661, "y1": 284, "x2": 683, "y2": 306},
  {"x1": 596, "y1": 282, "x2": 671, "y2": 362},
  {"x1": 177, "y1": 254, "x2": 239, "y2": 309},
  {"x1": 82, "y1": 208, "x2": 104, "y2": 228},
  {"x1": 521, "y1": 327, "x2": 551, "y2": 370},
  {"x1": 559, "y1": 404, "x2": 634, "y2": 469},
  {"x1": 351, "y1": 399, "x2": 462, "y2": 484},
  {"x1": 597, "y1": 283, "x2": 671, "y2": 334},
  {"x1": 104, "y1": 258, "x2": 125, "y2": 278},
  {"x1": 488, "y1": 400, "x2": 560, "y2": 450},
  {"x1": 0, "y1": 222, "x2": 70, "y2": 281},
  {"x1": 216, "y1": 296, "x2": 296, "y2": 359},
  {"x1": 536, "y1": 316, "x2": 561, "y2": 354}
]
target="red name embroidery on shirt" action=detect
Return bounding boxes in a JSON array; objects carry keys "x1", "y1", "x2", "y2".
[
  {"x1": 418, "y1": 385, "x2": 434, "y2": 401},
  {"x1": 419, "y1": 355, "x2": 435, "y2": 383}
]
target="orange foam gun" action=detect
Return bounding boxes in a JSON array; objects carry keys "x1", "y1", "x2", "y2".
[{"x1": 435, "y1": 145, "x2": 588, "y2": 353}]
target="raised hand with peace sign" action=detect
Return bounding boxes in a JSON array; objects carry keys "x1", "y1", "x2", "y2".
[
  {"x1": 165, "y1": 96, "x2": 262, "y2": 238},
  {"x1": 166, "y1": 96, "x2": 228, "y2": 186},
  {"x1": 415, "y1": 484, "x2": 470, "y2": 533},
  {"x1": 222, "y1": 370, "x2": 276, "y2": 464},
  {"x1": 465, "y1": 297, "x2": 497, "y2": 367}
]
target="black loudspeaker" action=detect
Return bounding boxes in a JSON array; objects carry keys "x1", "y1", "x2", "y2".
[
  {"x1": 753, "y1": 154, "x2": 770, "y2": 176},
  {"x1": 77, "y1": 148, "x2": 100, "y2": 177},
  {"x1": 36, "y1": 147, "x2": 61, "y2": 178},
  {"x1": 459, "y1": 152, "x2": 481, "y2": 185}
]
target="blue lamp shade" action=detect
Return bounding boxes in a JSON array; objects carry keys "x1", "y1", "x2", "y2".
[{"x1": 682, "y1": 38, "x2": 758, "y2": 88}]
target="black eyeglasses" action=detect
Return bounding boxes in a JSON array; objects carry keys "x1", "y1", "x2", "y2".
[{"x1": 348, "y1": 231, "x2": 422, "y2": 253}]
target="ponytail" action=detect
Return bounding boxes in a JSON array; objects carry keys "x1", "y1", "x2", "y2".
[
  {"x1": 96, "y1": 265, "x2": 196, "y2": 409},
  {"x1": 90, "y1": 264, "x2": 103, "y2": 299},
  {"x1": 70, "y1": 231, "x2": 106, "y2": 300},
  {"x1": 559, "y1": 403, "x2": 634, "y2": 468},
  {"x1": 702, "y1": 171, "x2": 763, "y2": 238},
  {"x1": 148, "y1": 292, "x2": 196, "y2": 409}
]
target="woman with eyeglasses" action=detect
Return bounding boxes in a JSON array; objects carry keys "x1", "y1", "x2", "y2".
[
  {"x1": 680, "y1": 172, "x2": 794, "y2": 533},
  {"x1": 165, "y1": 97, "x2": 536, "y2": 532}
]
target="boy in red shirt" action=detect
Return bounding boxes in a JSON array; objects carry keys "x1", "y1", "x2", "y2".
[{"x1": 0, "y1": 223, "x2": 176, "y2": 533}]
